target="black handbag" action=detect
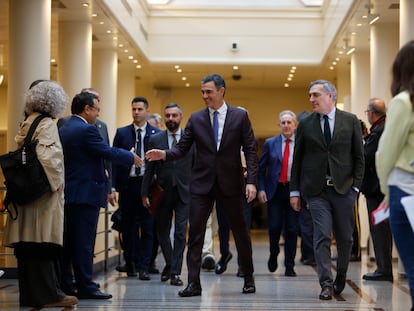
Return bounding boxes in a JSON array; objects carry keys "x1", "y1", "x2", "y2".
[{"x1": 0, "y1": 114, "x2": 51, "y2": 219}]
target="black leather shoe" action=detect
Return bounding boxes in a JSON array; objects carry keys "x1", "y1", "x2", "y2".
[
  {"x1": 333, "y1": 274, "x2": 346, "y2": 295},
  {"x1": 363, "y1": 271, "x2": 393, "y2": 282},
  {"x1": 267, "y1": 253, "x2": 278, "y2": 272},
  {"x1": 302, "y1": 258, "x2": 316, "y2": 266},
  {"x1": 161, "y1": 266, "x2": 171, "y2": 282},
  {"x1": 215, "y1": 252, "x2": 233, "y2": 274},
  {"x1": 178, "y1": 282, "x2": 202, "y2": 297},
  {"x1": 319, "y1": 286, "x2": 333, "y2": 300},
  {"x1": 77, "y1": 290, "x2": 112, "y2": 300},
  {"x1": 285, "y1": 268, "x2": 297, "y2": 277},
  {"x1": 148, "y1": 265, "x2": 160, "y2": 274},
  {"x1": 350, "y1": 254, "x2": 361, "y2": 262},
  {"x1": 139, "y1": 270, "x2": 151, "y2": 280},
  {"x1": 116, "y1": 264, "x2": 127, "y2": 273},
  {"x1": 242, "y1": 275, "x2": 256, "y2": 294},
  {"x1": 201, "y1": 254, "x2": 216, "y2": 270},
  {"x1": 170, "y1": 274, "x2": 184, "y2": 286}
]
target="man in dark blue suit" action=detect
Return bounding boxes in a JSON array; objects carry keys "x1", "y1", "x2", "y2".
[
  {"x1": 59, "y1": 92, "x2": 141, "y2": 299},
  {"x1": 112, "y1": 96, "x2": 160, "y2": 280},
  {"x1": 146, "y1": 74, "x2": 258, "y2": 297},
  {"x1": 290, "y1": 80, "x2": 364, "y2": 300},
  {"x1": 142, "y1": 103, "x2": 195, "y2": 286},
  {"x1": 258, "y1": 110, "x2": 299, "y2": 277}
]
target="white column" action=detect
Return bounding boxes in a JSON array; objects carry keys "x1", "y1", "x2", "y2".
[
  {"x1": 7, "y1": 0, "x2": 51, "y2": 149},
  {"x1": 350, "y1": 51, "x2": 370, "y2": 121},
  {"x1": 335, "y1": 63, "x2": 350, "y2": 112},
  {"x1": 117, "y1": 65, "x2": 136, "y2": 127},
  {"x1": 370, "y1": 23, "x2": 399, "y2": 104},
  {"x1": 350, "y1": 50, "x2": 370, "y2": 249},
  {"x1": 400, "y1": 0, "x2": 414, "y2": 47},
  {"x1": 58, "y1": 21, "x2": 92, "y2": 112},
  {"x1": 92, "y1": 49, "x2": 118, "y2": 141}
]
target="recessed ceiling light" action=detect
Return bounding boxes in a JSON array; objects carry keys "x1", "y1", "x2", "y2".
[
  {"x1": 174, "y1": 65, "x2": 180, "y2": 69},
  {"x1": 128, "y1": 56, "x2": 134, "y2": 60},
  {"x1": 181, "y1": 77, "x2": 187, "y2": 81},
  {"x1": 133, "y1": 60, "x2": 138, "y2": 63},
  {"x1": 185, "y1": 83, "x2": 190, "y2": 87},
  {"x1": 177, "y1": 69, "x2": 182, "y2": 73},
  {"x1": 124, "y1": 49, "x2": 129, "y2": 53},
  {"x1": 136, "y1": 65, "x2": 142, "y2": 69},
  {"x1": 233, "y1": 65, "x2": 239, "y2": 70},
  {"x1": 82, "y1": 3, "x2": 89, "y2": 7},
  {"x1": 284, "y1": 83, "x2": 289, "y2": 88},
  {"x1": 92, "y1": 13, "x2": 97, "y2": 17}
]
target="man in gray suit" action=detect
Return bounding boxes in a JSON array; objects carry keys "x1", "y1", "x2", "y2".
[
  {"x1": 142, "y1": 103, "x2": 194, "y2": 287},
  {"x1": 290, "y1": 80, "x2": 364, "y2": 300}
]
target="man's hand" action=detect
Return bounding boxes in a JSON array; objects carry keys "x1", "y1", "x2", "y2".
[
  {"x1": 245, "y1": 184, "x2": 257, "y2": 203},
  {"x1": 132, "y1": 153, "x2": 142, "y2": 167},
  {"x1": 145, "y1": 149, "x2": 166, "y2": 161},
  {"x1": 258, "y1": 190, "x2": 267, "y2": 204},
  {"x1": 142, "y1": 195, "x2": 151, "y2": 209},
  {"x1": 290, "y1": 196, "x2": 301, "y2": 212},
  {"x1": 107, "y1": 191, "x2": 116, "y2": 207}
]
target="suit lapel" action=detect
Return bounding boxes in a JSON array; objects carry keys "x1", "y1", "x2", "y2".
[{"x1": 331, "y1": 110, "x2": 342, "y2": 144}]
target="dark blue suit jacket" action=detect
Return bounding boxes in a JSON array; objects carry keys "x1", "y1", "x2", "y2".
[
  {"x1": 258, "y1": 134, "x2": 285, "y2": 201},
  {"x1": 59, "y1": 116, "x2": 134, "y2": 207},
  {"x1": 112, "y1": 122, "x2": 160, "y2": 191}
]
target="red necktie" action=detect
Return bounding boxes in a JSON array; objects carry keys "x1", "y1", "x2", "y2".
[{"x1": 280, "y1": 138, "x2": 290, "y2": 184}]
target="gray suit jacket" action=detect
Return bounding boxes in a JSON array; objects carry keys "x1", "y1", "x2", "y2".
[{"x1": 290, "y1": 109, "x2": 364, "y2": 197}]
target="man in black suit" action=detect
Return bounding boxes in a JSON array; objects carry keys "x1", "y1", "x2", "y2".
[
  {"x1": 112, "y1": 96, "x2": 161, "y2": 280},
  {"x1": 142, "y1": 103, "x2": 195, "y2": 286},
  {"x1": 146, "y1": 74, "x2": 258, "y2": 297},
  {"x1": 290, "y1": 80, "x2": 364, "y2": 300},
  {"x1": 360, "y1": 98, "x2": 393, "y2": 282}
]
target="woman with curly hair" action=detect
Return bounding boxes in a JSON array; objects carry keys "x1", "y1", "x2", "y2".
[{"x1": 3, "y1": 80, "x2": 78, "y2": 307}]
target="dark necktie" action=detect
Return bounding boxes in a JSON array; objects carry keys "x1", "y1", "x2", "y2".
[
  {"x1": 135, "y1": 129, "x2": 142, "y2": 175},
  {"x1": 279, "y1": 138, "x2": 290, "y2": 184},
  {"x1": 323, "y1": 115, "x2": 331, "y2": 145},
  {"x1": 213, "y1": 110, "x2": 219, "y2": 145},
  {"x1": 172, "y1": 133, "x2": 177, "y2": 148}
]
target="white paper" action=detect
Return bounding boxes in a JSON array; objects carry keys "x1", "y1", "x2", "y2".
[
  {"x1": 371, "y1": 201, "x2": 389, "y2": 225},
  {"x1": 401, "y1": 195, "x2": 414, "y2": 233}
]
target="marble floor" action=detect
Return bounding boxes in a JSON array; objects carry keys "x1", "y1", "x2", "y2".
[{"x1": 0, "y1": 229, "x2": 411, "y2": 311}]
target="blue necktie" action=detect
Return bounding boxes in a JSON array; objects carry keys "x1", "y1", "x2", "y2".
[
  {"x1": 213, "y1": 111, "x2": 219, "y2": 145},
  {"x1": 323, "y1": 115, "x2": 331, "y2": 145}
]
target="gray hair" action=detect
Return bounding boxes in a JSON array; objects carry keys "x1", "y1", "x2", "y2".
[
  {"x1": 309, "y1": 79, "x2": 337, "y2": 102},
  {"x1": 279, "y1": 110, "x2": 297, "y2": 121},
  {"x1": 25, "y1": 80, "x2": 68, "y2": 118}
]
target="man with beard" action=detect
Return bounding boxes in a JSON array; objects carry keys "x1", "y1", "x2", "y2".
[{"x1": 142, "y1": 103, "x2": 195, "y2": 286}]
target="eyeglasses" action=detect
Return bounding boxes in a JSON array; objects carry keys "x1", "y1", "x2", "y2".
[
  {"x1": 364, "y1": 110, "x2": 372, "y2": 114},
  {"x1": 89, "y1": 105, "x2": 100, "y2": 112}
]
